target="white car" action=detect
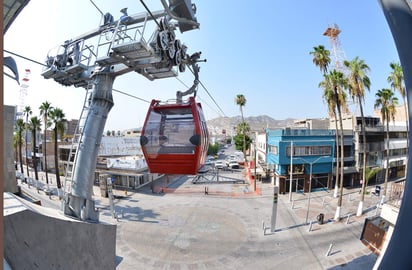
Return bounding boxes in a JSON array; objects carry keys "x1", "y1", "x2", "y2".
[
  {"x1": 214, "y1": 160, "x2": 225, "y2": 169},
  {"x1": 227, "y1": 160, "x2": 239, "y2": 169}
]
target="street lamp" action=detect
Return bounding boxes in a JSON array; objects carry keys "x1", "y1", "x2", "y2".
[
  {"x1": 294, "y1": 156, "x2": 329, "y2": 224},
  {"x1": 289, "y1": 141, "x2": 293, "y2": 202},
  {"x1": 254, "y1": 139, "x2": 257, "y2": 192}
]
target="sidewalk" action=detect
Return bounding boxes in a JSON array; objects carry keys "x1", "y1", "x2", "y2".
[
  {"x1": 14, "y1": 166, "x2": 379, "y2": 269},
  {"x1": 275, "y1": 186, "x2": 379, "y2": 269},
  {"x1": 286, "y1": 187, "x2": 382, "y2": 224}
]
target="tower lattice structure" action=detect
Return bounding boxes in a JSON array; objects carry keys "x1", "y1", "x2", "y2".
[
  {"x1": 323, "y1": 24, "x2": 351, "y2": 114},
  {"x1": 17, "y1": 68, "x2": 30, "y2": 118}
]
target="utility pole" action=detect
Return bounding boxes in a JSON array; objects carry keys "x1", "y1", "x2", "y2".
[{"x1": 289, "y1": 141, "x2": 293, "y2": 202}]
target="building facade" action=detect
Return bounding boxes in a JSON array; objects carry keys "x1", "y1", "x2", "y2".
[
  {"x1": 262, "y1": 114, "x2": 408, "y2": 196},
  {"x1": 266, "y1": 128, "x2": 335, "y2": 194}
]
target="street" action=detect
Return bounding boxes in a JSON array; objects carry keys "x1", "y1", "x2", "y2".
[{"x1": 15, "y1": 166, "x2": 379, "y2": 269}]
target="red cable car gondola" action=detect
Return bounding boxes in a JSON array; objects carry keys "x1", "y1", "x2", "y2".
[{"x1": 140, "y1": 96, "x2": 209, "y2": 175}]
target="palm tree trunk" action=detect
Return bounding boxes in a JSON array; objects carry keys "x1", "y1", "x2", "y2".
[
  {"x1": 43, "y1": 128, "x2": 49, "y2": 190},
  {"x1": 383, "y1": 120, "x2": 390, "y2": 201},
  {"x1": 333, "y1": 112, "x2": 339, "y2": 198},
  {"x1": 25, "y1": 129, "x2": 29, "y2": 178},
  {"x1": 240, "y1": 107, "x2": 247, "y2": 162},
  {"x1": 357, "y1": 101, "x2": 367, "y2": 216},
  {"x1": 44, "y1": 130, "x2": 49, "y2": 187},
  {"x1": 19, "y1": 136, "x2": 24, "y2": 174},
  {"x1": 334, "y1": 105, "x2": 345, "y2": 221},
  {"x1": 54, "y1": 128, "x2": 62, "y2": 198},
  {"x1": 33, "y1": 133, "x2": 39, "y2": 181}
]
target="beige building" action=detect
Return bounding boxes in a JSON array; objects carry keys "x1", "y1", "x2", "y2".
[{"x1": 373, "y1": 103, "x2": 408, "y2": 125}]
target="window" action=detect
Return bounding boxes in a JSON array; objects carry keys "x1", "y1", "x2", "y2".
[
  {"x1": 287, "y1": 145, "x2": 331, "y2": 156},
  {"x1": 268, "y1": 145, "x2": 278, "y2": 155}
]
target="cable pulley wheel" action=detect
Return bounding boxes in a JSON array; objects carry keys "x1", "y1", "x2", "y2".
[{"x1": 157, "y1": 31, "x2": 169, "y2": 50}]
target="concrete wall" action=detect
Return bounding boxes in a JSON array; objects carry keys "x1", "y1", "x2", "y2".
[
  {"x1": 4, "y1": 193, "x2": 117, "y2": 270},
  {"x1": 4, "y1": 105, "x2": 18, "y2": 193}
]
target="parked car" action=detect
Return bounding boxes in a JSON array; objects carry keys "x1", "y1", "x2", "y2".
[
  {"x1": 214, "y1": 160, "x2": 225, "y2": 169},
  {"x1": 227, "y1": 160, "x2": 239, "y2": 169}
]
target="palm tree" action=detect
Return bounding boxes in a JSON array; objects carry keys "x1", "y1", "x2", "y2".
[
  {"x1": 23, "y1": 106, "x2": 32, "y2": 177},
  {"x1": 387, "y1": 62, "x2": 408, "y2": 173},
  {"x1": 344, "y1": 57, "x2": 371, "y2": 216},
  {"x1": 319, "y1": 74, "x2": 341, "y2": 198},
  {"x1": 310, "y1": 45, "x2": 342, "y2": 197},
  {"x1": 28, "y1": 116, "x2": 42, "y2": 181},
  {"x1": 235, "y1": 94, "x2": 247, "y2": 161},
  {"x1": 235, "y1": 121, "x2": 251, "y2": 158},
  {"x1": 310, "y1": 45, "x2": 331, "y2": 74},
  {"x1": 13, "y1": 132, "x2": 19, "y2": 168},
  {"x1": 50, "y1": 107, "x2": 67, "y2": 198},
  {"x1": 39, "y1": 101, "x2": 53, "y2": 190},
  {"x1": 15, "y1": 118, "x2": 25, "y2": 174},
  {"x1": 388, "y1": 62, "x2": 406, "y2": 130},
  {"x1": 375, "y1": 88, "x2": 398, "y2": 201},
  {"x1": 363, "y1": 167, "x2": 382, "y2": 190},
  {"x1": 328, "y1": 69, "x2": 349, "y2": 221}
]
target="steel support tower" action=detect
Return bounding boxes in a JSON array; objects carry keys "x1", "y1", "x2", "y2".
[{"x1": 41, "y1": 0, "x2": 202, "y2": 221}]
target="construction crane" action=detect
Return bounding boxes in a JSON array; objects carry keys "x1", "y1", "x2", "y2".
[{"x1": 41, "y1": 0, "x2": 201, "y2": 221}]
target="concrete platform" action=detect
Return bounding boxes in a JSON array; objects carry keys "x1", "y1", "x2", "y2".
[
  {"x1": 4, "y1": 192, "x2": 117, "y2": 270},
  {"x1": 14, "y1": 170, "x2": 379, "y2": 269}
]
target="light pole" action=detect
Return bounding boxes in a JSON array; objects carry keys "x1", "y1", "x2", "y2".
[
  {"x1": 294, "y1": 156, "x2": 329, "y2": 224},
  {"x1": 254, "y1": 140, "x2": 257, "y2": 192},
  {"x1": 289, "y1": 141, "x2": 293, "y2": 202}
]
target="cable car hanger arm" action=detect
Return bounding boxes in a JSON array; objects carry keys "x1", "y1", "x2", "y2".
[{"x1": 176, "y1": 52, "x2": 206, "y2": 103}]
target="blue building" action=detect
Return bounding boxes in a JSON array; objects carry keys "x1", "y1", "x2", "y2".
[{"x1": 266, "y1": 128, "x2": 336, "y2": 194}]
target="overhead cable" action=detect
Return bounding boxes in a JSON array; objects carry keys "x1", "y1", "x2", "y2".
[
  {"x1": 4, "y1": 50, "x2": 47, "y2": 67},
  {"x1": 89, "y1": 0, "x2": 104, "y2": 16},
  {"x1": 187, "y1": 65, "x2": 226, "y2": 117},
  {"x1": 112, "y1": 88, "x2": 150, "y2": 103}
]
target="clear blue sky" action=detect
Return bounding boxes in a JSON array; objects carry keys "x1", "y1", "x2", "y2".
[{"x1": 4, "y1": 0, "x2": 401, "y2": 131}]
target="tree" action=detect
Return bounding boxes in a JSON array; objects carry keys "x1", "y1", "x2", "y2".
[
  {"x1": 311, "y1": 45, "x2": 340, "y2": 198},
  {"x1": 50, "y1": 107, "x2": 67, "y2": 198},
  {"x1": 15, "y1": 118, "x2": 25, "y2": 174},
  {"x1": 234, "y1": 122, "x2": 251, "y2": 154},
  {"x1": 344, "y1": 57, "x2": 371, "y2": 216},
  {"x1": 40, "y1": 101, "x2": 53, "y2": 190},
  {"x1": 235, "y1": 94, "x2": 247, "y2": 161},
  {"x1": 375, "y1": 88, "x2": 398, "y2": 201},
  {"x1": 207, "y1": 142, "x2": 219, "y2": 156},
  {"x1": 363, "y1": 167, "x2": 382, "y2": 191},
  {"x1": 28, "y1": 116, "x2": 42, "y2": 181},
  {"x1": 23, "y1": 106, "x2": 32, "y2": 177},
  {"x1": 234, "y1": 133, "x2": 251, "y2": 154},
  {"x1": 319, "y1": 74, "x2": 341, "y2": 198},
  {"x1": 310, "y1": 45, "x2": 331, "y2": 74},
  {"x1": 328, "y1": 70, "x2": 349, "y2": 221},
  {"x1": 388, "y1": 62, "x2": 408, "y2": 160}
]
